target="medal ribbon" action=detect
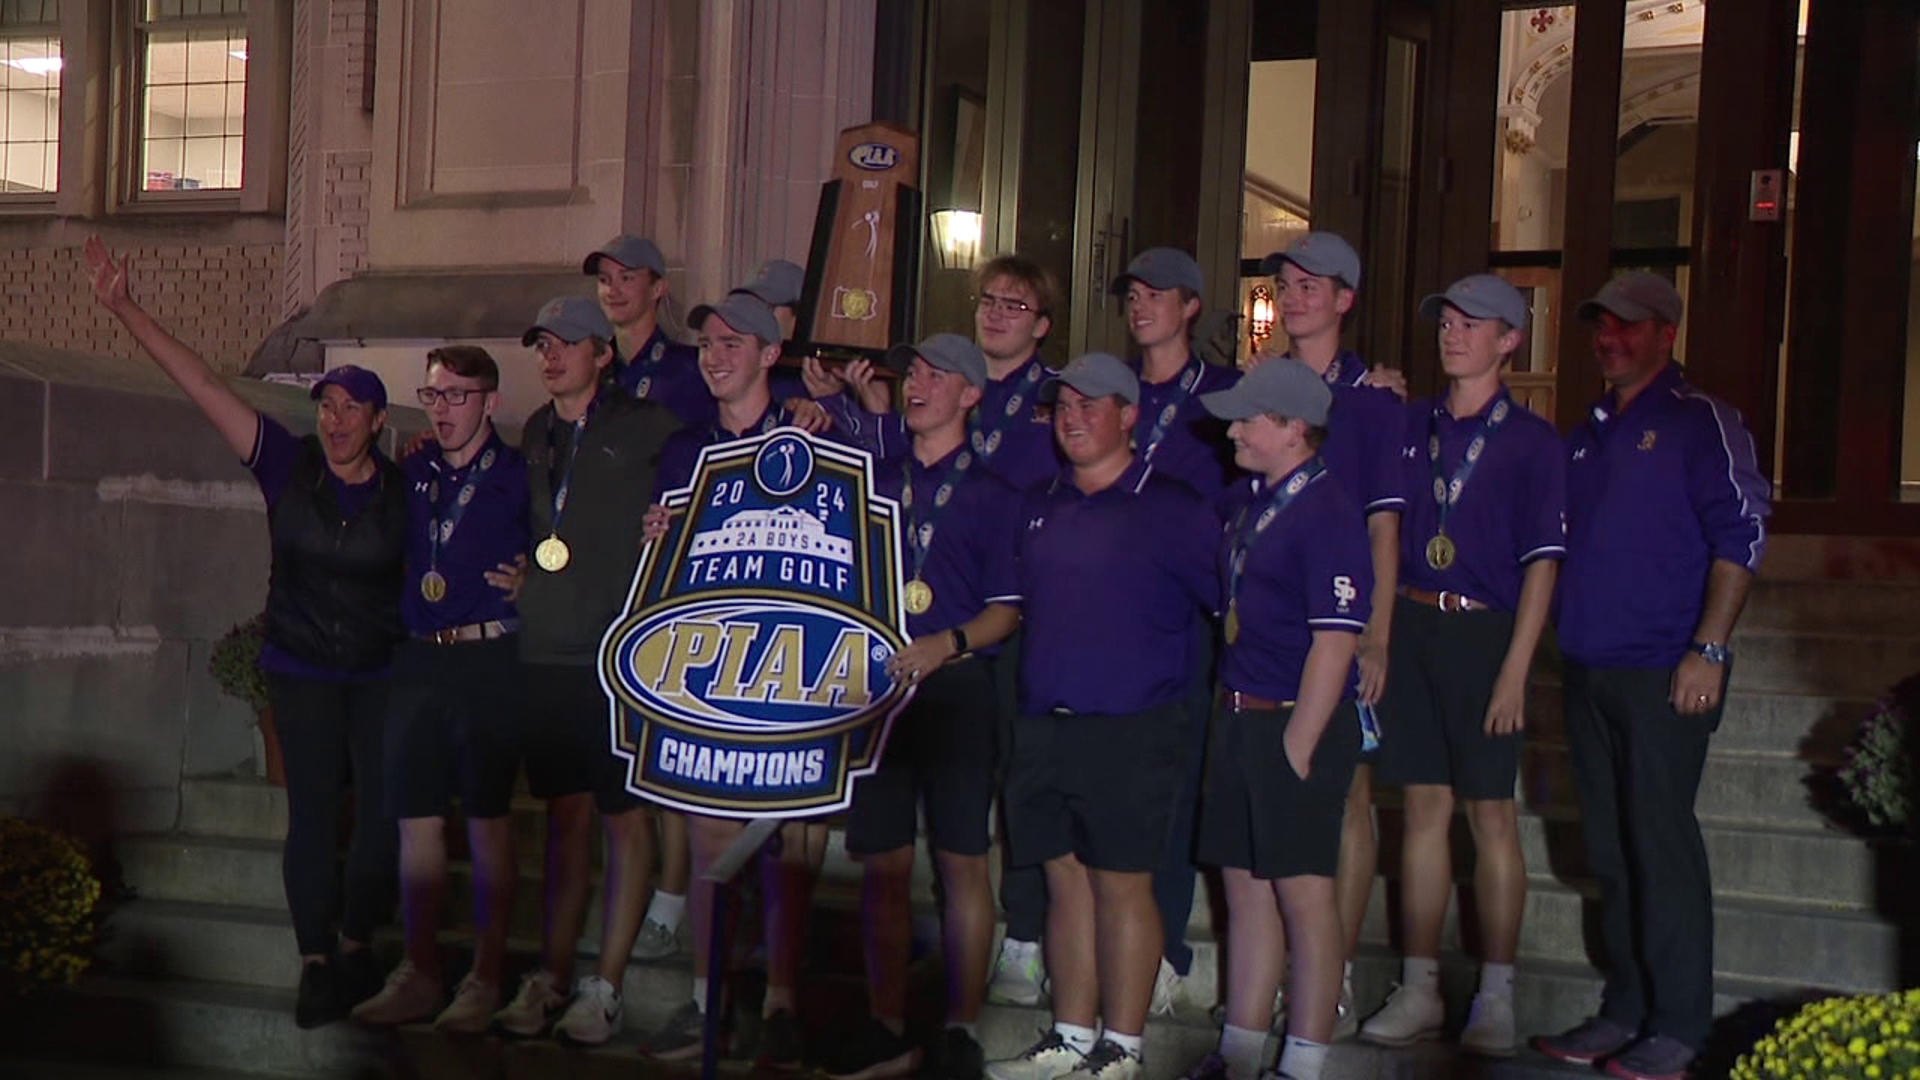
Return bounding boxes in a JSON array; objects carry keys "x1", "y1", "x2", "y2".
[
  {"x1": 901, "y1": 447, "x2": 976, "y2": 584},
  {"x1": 1139, "y1": 354, "x2": 1206, "y2": 463},
  {"x1": 548, "y1": 397, "x2": 601, "y2": 539},
  {"x1": 1226, "y1": 458, "x2": 1328, "y2": 609},
  {"x1": 1427, "y1": 390, "x2": 1514, "y2": 538},
  {"x1": 968, "y1": 359, "x2": 1045, "y2": 463},
  {"x1": 428, "y1": 444, "x2": 497, "y2": 574}
]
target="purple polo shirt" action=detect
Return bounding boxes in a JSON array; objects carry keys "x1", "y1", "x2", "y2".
[
  {"x1": 246, "y1": 413, "x2": 387, "y2": 680},
  {"x1": 398, "y1": 430, "x2": 530, "y2": 636},
  {"x1": 617, "y1": 327, "x2": 811, "y2": 428},
  {"x1": 1308, "y1": 350, "x2": 1409, "y2": 517},
  {"x1": 1558, "y1": 363, "x2": 1770, "y2": 668},
  {"x1": 874, "y1": 445, "x2": 1023, "y2": 647},
  {"x1": 1017, "y1": 458, "x2": 1220, "y2": 715},
  {"x1": 1397, "y1": 389, "x2": 1567, "y2": 611},
  {"x1": 1216, "y1": 462, "x2": 1373, "y2": 702},
  {"x1": 818, "y1": 351, "x2": 1063, "y2": 492},
  {"x1": 1132, "y1": 355, "x2": 1240, "y2": 504}
]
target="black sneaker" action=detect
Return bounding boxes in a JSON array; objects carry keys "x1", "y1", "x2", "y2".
[
  {"x1": 758, "y1": 1008, "x2": 807, "y2": 1071},
  {"x1": 294, "y1": 960, "x2": 344, "y2": 1029},
  {"x1": 820, "y1": 1017, "x2": 922, "y2": 1080},
  {"x1": 923, "y1": 1027, "x2": 986, "y2": 1080}
]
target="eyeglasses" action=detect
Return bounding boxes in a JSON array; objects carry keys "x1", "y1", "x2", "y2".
[
  {"x1": 974, "y1": 293, "x2": 1039, "y2": 316},
  {"x1": 415, "y1": 387, "x2": 486, "y2": 406}
]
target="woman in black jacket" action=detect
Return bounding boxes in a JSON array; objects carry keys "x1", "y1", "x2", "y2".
[{"x1": 85, "y1": 238, "x2": 403, "y2": 1028}]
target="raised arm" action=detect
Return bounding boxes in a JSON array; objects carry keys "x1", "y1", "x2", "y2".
[{"x1": 84, "y1": 236, "x2": 258, "y2": 459}]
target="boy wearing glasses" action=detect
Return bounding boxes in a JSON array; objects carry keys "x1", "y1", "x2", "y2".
[{"x1": 351, "y1": 346, "x2": 531, "y2": 1031}]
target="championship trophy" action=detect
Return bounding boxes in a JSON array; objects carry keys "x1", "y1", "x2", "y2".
[{"x1": 793, "y1": 121, "x2": 923, "y2": 363}]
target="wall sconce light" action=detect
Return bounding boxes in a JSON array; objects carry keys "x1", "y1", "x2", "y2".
[
  {"x1": 1249, "y1": 284, "x2": 1275, "y2": 347},
  {"x1": 929, "y1": 209, "x2": 983, "y2": 271}
]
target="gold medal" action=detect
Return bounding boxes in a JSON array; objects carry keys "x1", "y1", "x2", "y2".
[
  {"x1": 419, "y1": 570, "x2": 448, "y2": 603},
  {"x1": 1224, "y1": 599, "x2": 1241, "y2": 645},
  {"x1": 1426, "y1": 533, "x2": 1457, "y2": 571},
  {"x1": 904, "y1": 579, "x2": 933, "y2": 615},
  {"x1": 535, "y1": 535, "x2": 572, "y2": 573}
]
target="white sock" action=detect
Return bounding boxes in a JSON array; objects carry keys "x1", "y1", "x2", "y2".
[
  {"x1": 764, "y1": 985, "x2": 795, "y2": 1016},
  {"x1": 1342, "y1": 959, "x2": 1354, "y2": 985},
  {"x1": 1480, "y1": 962, "x2": 1515, "y2": 999},
  {"x1": 646, "y1": 890, "x2": 687, "y2": 928},
  {"x1": 1219, "y1": 1024, "x2": 1267, "y2": 1080},
  {"x1": 691, "y1": 977, "x2": 708, "y2": 1014},
  {"x1": 1278, "y1": 1036, "x2": 1328, "y2": 1080},
  {"x1": 1105, "y1": 1030, "x2": 1144, "y2": 1059},
  {"x1": 1402, "y1": 956, "x2": 1441, "y2": 992},
  {"x1": 1055, "y1": 1021, "x2": 1099, "y2": 1055}
]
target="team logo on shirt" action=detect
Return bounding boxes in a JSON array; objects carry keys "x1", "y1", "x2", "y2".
[
  {"x1": 1332, "y1": 574, "x2": 1358, "y2": 613},
  {"x1": 599, "y1": 429, "x2": 915, "y2": 818},
  {"x1": 1638, "y1": 429, "x2": 1659, "y2": 451}
]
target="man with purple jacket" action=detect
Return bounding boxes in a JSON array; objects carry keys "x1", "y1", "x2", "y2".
[{"x1": 1534, "y1": 272, "x2": 1769, "y2": 1080}]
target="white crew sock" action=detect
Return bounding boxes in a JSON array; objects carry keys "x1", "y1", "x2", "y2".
[
  {"x1": 1278, "y1": 1036, "x2": 1329, "y2": 1080},
  {"x1": 1055, "y1": 1021, "x2": 1099, "y2": 1055},
  {"x1": 1220, "y1": 1023, "x2": 1268, "y2": 1080},
  {"x1": 1106, "y1": 1030, "x2": 1144, "y2": 1059},
  {"x1": 1480, "y1": 962, "x2": 1516, "y2": 999},
  {"x1": 690, "y1": 977, "x2": 708, "y2": 1014},
  {"x1": 645, "y1": 890, "x2": 687, "y2": 928},
  {"x1": 1402, "y1": 956, "x2": 1441, "y2": 992}
]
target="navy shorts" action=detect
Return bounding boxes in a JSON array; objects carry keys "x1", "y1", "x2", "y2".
[
  {"x1": 383, "y1": 636, "x2": 523, "y2": 820},
  {"x1": 1375, "y1": 596, "x2": 1521, "y2": 800},
  {"x1": 1197, "y1": 698, "x2": 1361, "y2": 879},
  {"x1": 845, "y1": 656, "x2": 997, "y2": 857},
  {"x1": 1004, "y1": 699, "x2": 1190, "y2": 873},
  {"x1": 520, "y1": 662, "x2": 641, "y2": 815}
]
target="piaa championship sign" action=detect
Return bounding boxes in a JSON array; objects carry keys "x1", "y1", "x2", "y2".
[{"x1": 599, "y1": 430, "x2": 915, "y2": 818}]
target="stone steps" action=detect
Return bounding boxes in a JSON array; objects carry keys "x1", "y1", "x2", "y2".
[{"x1": 1741, "y1": 577, "x2": 1920, "y2": 636}]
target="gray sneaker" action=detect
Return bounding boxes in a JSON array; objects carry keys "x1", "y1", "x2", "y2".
[
  {"x1": 1603, "y1": 1034, "x2": 1695, "y2": 1080},
  {"x1": 641, "y1": 1000, "x2": 713, "y2": 1061},
  {"x1": 1533, "y1": 1015, "x2": 1638, "y2": 1066},
  {"x1": 633, "y1": 917, "x2": 683, "y2": 961},
  {"x1": 491, "y1": 969, "x2": 567, "y2": 1039},
  {"x1": 986, "y1": 1029, "x2": 1084, "y2": 1080}
]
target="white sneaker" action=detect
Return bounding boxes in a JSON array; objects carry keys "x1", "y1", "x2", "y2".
[
  {"x1": 1065, "y1": 1040, "x2": 1140, "y2": 1080},
  {"x1": 1358, "y1": 982, "x2": 1444, "y2": 1047},
  {"x1": 1330, "y1": 979, "x2": 1359, "y2": 1041},
  {"x1": 553, "y1": 975, "x2": 623, "y2": 1047},
  {"x1": 988, "y1": 938, "x2": 1047, "y2": 1007},
  {"x1": 491, "y1": 969, "x2": 568, "y2": 1039},
  {"x1": 432, "y1": 973, "x2": 500, "y2": 1035},
  {"x1": 633, "y1": 917, "x2": 682, "y2": 961},
  {"x1": 1149, "y1": 956, "x2": 1184, "y2": 1017},
  {"x1": 986, "y1": 1029, "x2": 1084, "y2": 1080},
  {"x1": 349, "y1": 960, "x2": 442, "y2": 1026},
  {"x1": 1458, "y1": 992, "x2": 1517, "y2": 1057}
]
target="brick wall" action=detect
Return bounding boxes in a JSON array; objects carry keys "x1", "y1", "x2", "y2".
[
  {"x1": 0, "y1": 243, "x2": 285, "y2": 374},
  {"x1": 324, "y1": 150, "x2": 372, "y2": 279}
]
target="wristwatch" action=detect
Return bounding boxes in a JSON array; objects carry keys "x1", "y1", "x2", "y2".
[
  {"x1": 950, "y1": 627, "x2": 969, "y2": 656},
  {"x1": 1691, "y1": 640, "x2": 1730, "y2": 665}
]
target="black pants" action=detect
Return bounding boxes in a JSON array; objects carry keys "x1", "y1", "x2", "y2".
[
  {"x1": 1561, "y1": 662, "x2": 1725, "y2": 1049},
  {"x1": 1151, "y1": 631, "x2": 1213, "y2": 975},
  {"x1": 267, "y1": 672, "x2": 399, "y2": 957}
]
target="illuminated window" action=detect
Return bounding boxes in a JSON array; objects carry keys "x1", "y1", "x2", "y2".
[
  {"x1": 137, "y1": 0, "x2": 246, "y2": 194},
  {"x1": 0, "y1": 0, "x2": 59, "y2": 195}
]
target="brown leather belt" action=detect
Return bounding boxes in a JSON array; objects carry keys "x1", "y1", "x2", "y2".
[
  {"x1": 1397, "y1": 585, "x2": 1490, "y2": 613},
  {"x1": 418, "y1": 619, "x2": 516, "y2": 645},
  {"x1": 1218, "y1": 689, "x2": 1294, "y2": 713}
]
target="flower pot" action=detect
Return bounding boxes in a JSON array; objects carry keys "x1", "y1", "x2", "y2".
[{"x1": 257, "y1": 705, "x2": 286, "y2": 787}]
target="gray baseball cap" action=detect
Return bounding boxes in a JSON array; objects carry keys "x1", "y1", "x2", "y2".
[
  {"x1": 1200, "y1": 357, "x2": 1332, "y2": 427},
  {"x1": 522, "y1": 294, "x2": 615, "y2": 346},
  {"x1": 582, "y1": 235, "x2": 667, "y2": 277},
  {"x1": 1420, "y1": 273, "x2": 1530, "y2": 329},
  {"x1": 688, "y1": 293, "x2": 783, "y2": 345},
  {"x1": 1040, "y1": 352, "x2": 1140, "y2": 405},
  {"x1": 1577, "y1": 271, "x2": 1683, "y2": 325},
  {"x1": 885, "y1": 332, "x2": 987, "y2": 389},
  {"x1": 731, "y1": 259, "x2": 805, "y2": 308},
  {"x1": 1108, "y1": 247, "x2": 1205, "y2": 298},
  {"x1": 1258, "y1": 232, "x2": 1363, "y2": 290}
]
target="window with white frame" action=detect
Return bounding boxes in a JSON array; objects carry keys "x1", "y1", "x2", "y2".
[
  {"x1": 136, "y1": 0, "x2": 246, "y2": 194},
  {"x1": 0, "y1": 0, "x2": 60, "y2": 195}
]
